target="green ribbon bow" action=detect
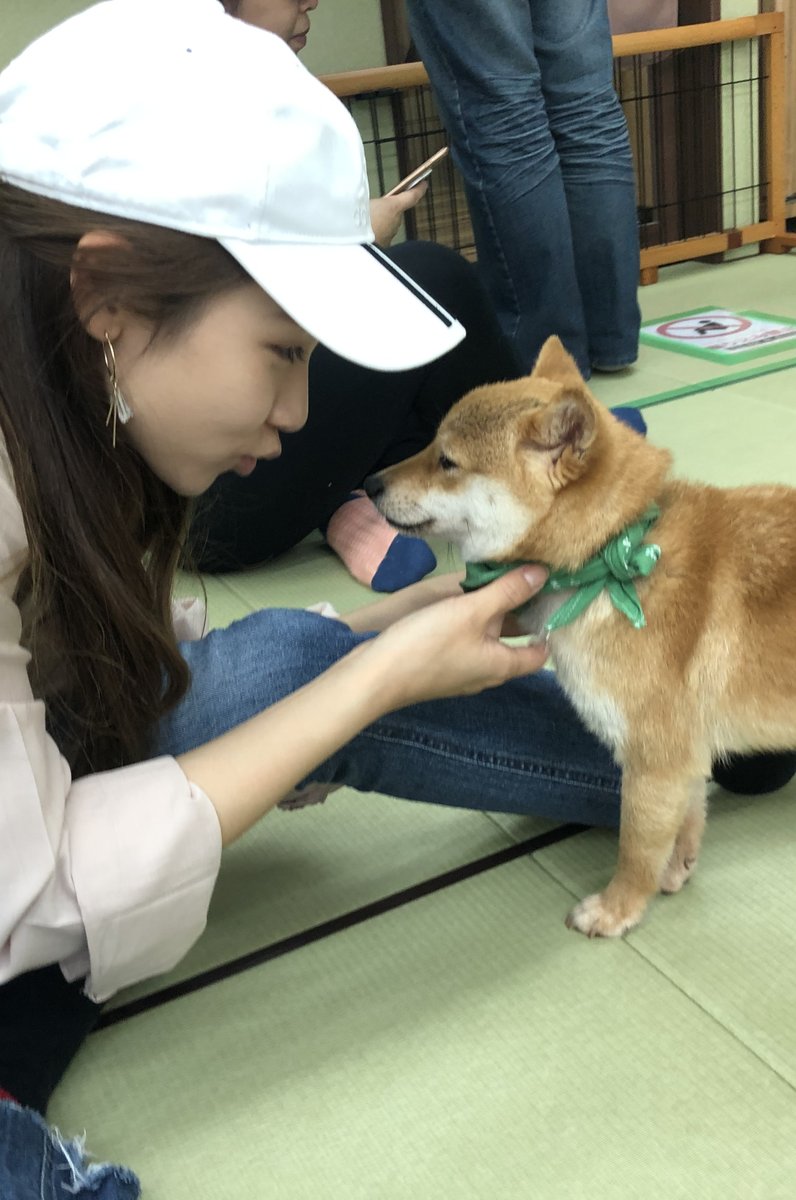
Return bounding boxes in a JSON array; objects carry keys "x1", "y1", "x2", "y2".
[{"x1": 461, "y1": 504, "x2": 661, "y2": 632}]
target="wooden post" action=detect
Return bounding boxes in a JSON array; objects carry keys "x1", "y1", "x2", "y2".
[
  {"x1": 760, "y1": 10, "x2": 791, "y2": 253},
  {"x1": 760, "y1": 0, "x2": 796, "y2": 219}
]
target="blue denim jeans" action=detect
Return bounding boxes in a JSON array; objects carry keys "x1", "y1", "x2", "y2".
[
  {"x1": 0, "y1": 1100, "x2": 140, "y2": 1199},
  {"x1": 156, "y1": 607, "x2": 622, "y2": 827},
  {"x1": 406, "y1": 0, "x2": 641, "y2": 375}
]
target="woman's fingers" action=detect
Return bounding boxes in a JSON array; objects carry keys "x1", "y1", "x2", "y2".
[{"x1": 473, "y1": 566, "x2": 548, "y2": 624}]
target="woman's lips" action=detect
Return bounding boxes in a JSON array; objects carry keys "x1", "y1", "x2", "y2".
[{"x1": 234, "y1": 455, "x2": 258, "y2": 477}]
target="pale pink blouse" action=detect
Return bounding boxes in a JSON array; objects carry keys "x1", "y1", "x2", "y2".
[{"x1": 0, "y1": 435, "x2": 222, "y2": 1003}]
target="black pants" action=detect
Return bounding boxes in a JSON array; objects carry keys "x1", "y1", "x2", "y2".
[
  {"x1": 0, "y1": 965, "x2": 101, "y2": 1114},
  {"x1": 192, "y1": 241, "x2": 520, "y2": 571}
]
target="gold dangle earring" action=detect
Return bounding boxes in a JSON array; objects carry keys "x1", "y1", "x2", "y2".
[{"x1": 102, "y1": 332, "x2": 134, "y2": 448}]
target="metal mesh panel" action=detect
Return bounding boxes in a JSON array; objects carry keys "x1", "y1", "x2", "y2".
[{"x1": 616, "y1": 38, "x2": 764, "y2": 248}]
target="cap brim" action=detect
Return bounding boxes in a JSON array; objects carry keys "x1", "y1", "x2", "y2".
[{"x1": 218, "y1": 238, "x2": 466, "y2": 371}]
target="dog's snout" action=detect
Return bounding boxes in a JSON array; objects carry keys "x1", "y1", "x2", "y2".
[{"x1": 363, "y1": 473, "x2": 384, "y2": 502}]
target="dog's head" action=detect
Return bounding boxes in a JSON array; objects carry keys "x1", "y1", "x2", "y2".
[{"x1": 366, "y1": 336, "x2": 668, "y2": 567}]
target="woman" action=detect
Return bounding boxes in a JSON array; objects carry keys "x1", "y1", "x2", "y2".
[{"x1": 0, "y1": 2, "x2": 626, "y2": 1193}]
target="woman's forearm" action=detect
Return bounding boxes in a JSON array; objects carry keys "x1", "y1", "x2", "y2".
[
  {"x1": 344, "y1": 570, "x2": 464, "y2": 633},
  {"x1": 179, "y1": 566, "x2": 547, "y2": 849},
  {"x1": 177, "y1": 643, "x2": 389, "y2": 846},
  {"x1": 179, "y1": 575, "x2": 462, "y2": 845}
]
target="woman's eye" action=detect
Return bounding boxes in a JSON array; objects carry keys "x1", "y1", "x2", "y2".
[
  {"x1": 438, "y1": 453, "x2": 457, "y2": 471},
  {"x1": 271, "y1": 345, "x2": 306, "y2": 364}
]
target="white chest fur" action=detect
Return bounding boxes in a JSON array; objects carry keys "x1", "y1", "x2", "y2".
[{"x1": 516, "y1": 592, "x2": 629, "y2": 757}]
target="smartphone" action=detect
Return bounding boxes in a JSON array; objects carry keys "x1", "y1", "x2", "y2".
[{"x1": 386, "y1": 146, "x2": 449, "y2": 196}]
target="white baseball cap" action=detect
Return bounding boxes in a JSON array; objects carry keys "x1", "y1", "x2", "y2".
[{"x1": 0, "y1": 0, "x2": 465, "y2": 371}]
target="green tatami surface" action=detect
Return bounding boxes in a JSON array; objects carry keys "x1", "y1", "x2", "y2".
[
  {"x1": 52, "y1": 862, "x2": 796, "y2": 1200},
  {"x1": 105, "y1": 794, "x2": 557, "y2": 1014},
  {"x1": 588, "y1": 254, "x2": 796, "y2": 410},
  {"x1": 50, "y1": 253, "x2": 796, "y2": 1198},
  {"x1": 538, "y1": 785, "x2": 796, "y2": 1087}
]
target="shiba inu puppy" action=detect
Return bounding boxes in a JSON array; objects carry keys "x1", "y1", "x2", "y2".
[{"x1": 365, "y1": 336, "x2": 796, "y2": 937}]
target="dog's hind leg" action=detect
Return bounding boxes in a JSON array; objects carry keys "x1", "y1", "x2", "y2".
[
  {"x1": 659, "y1": 778, "x2": 707, "y2": 894},
  {"x1": 566, "y1": 767, "x2": 696, "y2": 938}
]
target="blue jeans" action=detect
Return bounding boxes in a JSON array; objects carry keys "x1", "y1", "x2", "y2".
[
  {"x1": 0, "y1": 1100, "x2": 140, "y2": 1199},
  {"x1": 156, "y1": 608, "x2": 622, "y2": 826},
  {"x1": 406, "y1": 0, "x2": 641, "y2": 375}
]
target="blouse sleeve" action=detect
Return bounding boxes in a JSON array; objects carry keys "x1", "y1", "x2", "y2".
[{"x1": 0, "y1": 446, "x2": 222, "y2": 1004}]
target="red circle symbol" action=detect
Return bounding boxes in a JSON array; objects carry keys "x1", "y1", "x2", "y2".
[{"x1": 656, "y1": 314, "x2": 752, "y2": 340}]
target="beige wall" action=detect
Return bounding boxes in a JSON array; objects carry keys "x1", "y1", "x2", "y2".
[
  {"x1": 721, "y1": 0, "x2": 759, "y2": 14},
  {"x1": 302, "y1": 0, "x2": 386, "y2": 75},
  {"x1": 2, "y1": 0, "x2": 92, "y2": 69},
  {"x1": 1, "y1": 0, "x2": 385, "y2": 73}
]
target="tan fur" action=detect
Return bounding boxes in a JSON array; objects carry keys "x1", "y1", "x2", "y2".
[{"x1": 370, "y1": 336, "x2": 796, "y2": 936}]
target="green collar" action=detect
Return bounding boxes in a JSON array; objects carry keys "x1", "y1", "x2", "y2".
[{"x1": 461, "y1": 505, "x2": 661, "y2": 632}]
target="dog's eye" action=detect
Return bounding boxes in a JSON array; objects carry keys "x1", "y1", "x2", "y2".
[{"x1": 438, "y1": 453, "x2": 458, "y2": 471}]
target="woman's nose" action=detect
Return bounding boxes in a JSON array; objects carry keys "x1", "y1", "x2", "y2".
[{"x1": 270, "y1": 378, "x2": 309, "y2": 434}]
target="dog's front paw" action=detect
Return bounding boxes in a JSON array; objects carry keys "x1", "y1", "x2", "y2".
[
  {"x1": 565, "y1": 891, "x2": 645, "y2": 938},
  {"x1": 659, "y1": 851, "x2": 698, "y2": 895}
]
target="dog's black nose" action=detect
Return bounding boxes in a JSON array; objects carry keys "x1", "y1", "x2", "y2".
[{"x1": 363, "y1": 473, "x2": 384, "y2": 501}]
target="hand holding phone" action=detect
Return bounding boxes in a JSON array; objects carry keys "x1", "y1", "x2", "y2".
[{"x1": 386, "y1": 146, "x2": 449, "y2": 196}]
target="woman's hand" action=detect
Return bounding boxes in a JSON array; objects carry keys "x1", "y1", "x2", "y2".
[
  {"x1": 369, "y1": 182, "x2": 429, "y2": 247},
  {"x1": 363, "y1": 566, "x2": 549, "y2": 711},
  {"x1": 345, "y1": 569, "x2": 535, "y2": 639},
  {"x1": 179, "y1": 567, "x2": 548, "y2": 847}
]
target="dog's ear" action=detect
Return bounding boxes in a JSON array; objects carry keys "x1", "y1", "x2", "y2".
[
  {"x1": 530, "y1": 336, "x2": 585, "y2": 386},
  {"x1": 521, "y1": 385, "x2": 597, "y2": 489}
]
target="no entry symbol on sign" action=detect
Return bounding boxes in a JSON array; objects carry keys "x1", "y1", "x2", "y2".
[{"x1": 656, "y1": 314, "x2": 752, "y2": 340}]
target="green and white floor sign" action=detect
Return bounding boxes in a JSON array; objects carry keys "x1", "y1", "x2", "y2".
[{"x1": 640, "y1": 306, "x2": 796, "y2": 363}]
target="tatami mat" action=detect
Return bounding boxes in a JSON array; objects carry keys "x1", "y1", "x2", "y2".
[
  {"x1": 536, "y1": 782, "x2": 796, "y2": 1088},
  {"x1": 46, "y1": 253, "x2": 796, "y2": 1198},
  {"x1": 105, "y1": 792, "x2": 556, "y2": 1012},
  {"x1": 588, "y1": 255, "x2": 796, "y2": 410},
  {"x1": 51, "y1": 861, "x2": 796, "y2": 1200},
  {"x1": 642, "y1": 381, "x2": 796, "y2": 486}
]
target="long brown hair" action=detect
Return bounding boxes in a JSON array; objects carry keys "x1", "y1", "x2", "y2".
[{"x1": 0, "y1": 183, "x2": 248, "y2": 776}]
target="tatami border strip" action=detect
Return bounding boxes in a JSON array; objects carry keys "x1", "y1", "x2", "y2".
[
  {"x1": 628, "y1": 353, "x2": 796, "y2": 410},
  {"x1": 97, "y1": 822, "x2": 585, "y2": 1030}
]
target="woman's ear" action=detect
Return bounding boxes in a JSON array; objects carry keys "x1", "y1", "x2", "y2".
[{"x1": 70, "y1": 229, "x2": 128, "y2": 342}]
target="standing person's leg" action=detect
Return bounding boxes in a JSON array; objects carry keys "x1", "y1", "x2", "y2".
[
  {"x1": 406, "y1": 0, "x2": 590, "y2": 375},
  {"x1": 533, "y1": 0, "x2": 640, "y2": 371},
  {"x1": 192, "y1": 241, "x2": 520, "y2": 574}
]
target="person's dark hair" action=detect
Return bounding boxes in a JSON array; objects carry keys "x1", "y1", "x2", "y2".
[{"x1": 0, "y1": 182, "x2": 248, "y2": 776}]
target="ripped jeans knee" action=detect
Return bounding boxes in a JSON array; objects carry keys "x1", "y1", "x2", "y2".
[{"x1": 0, "y1": 1100, "x2": 140, "y2": 1200}]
